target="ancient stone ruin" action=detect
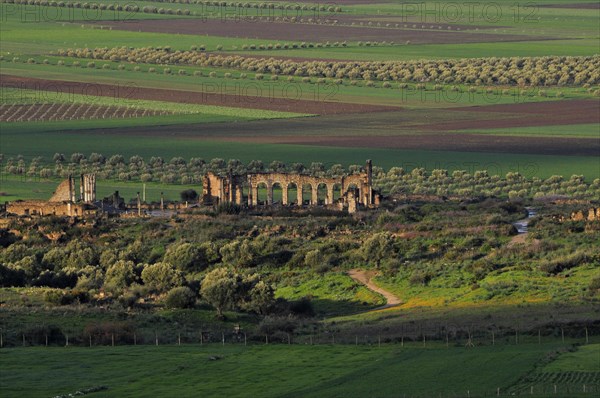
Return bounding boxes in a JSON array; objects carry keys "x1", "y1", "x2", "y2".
[
  {"x1": 4, "y1": 161, "x2": 382, "y2": 218},
  {"x1": 6, "y1": 174, "x2": 98, "y2": 217},
  {"x1": 202, "y1": 160, "x2": 381, "y2": 213},
  {"x1": 571, "y1": 208, "x2": 600, "y2": 222}
]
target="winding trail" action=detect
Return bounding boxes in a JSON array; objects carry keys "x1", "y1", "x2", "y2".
[{"x1": 348, "y1": 269, "x2": 401, "y2": 310}]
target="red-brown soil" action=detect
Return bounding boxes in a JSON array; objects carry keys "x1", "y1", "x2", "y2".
[
  {"x1": 86, "y1": 19, "x2": 539, "y2": 43},
  {"x1": 427, "y1": 99, "x2": 600, "y2": 130},
  {"x1": 0, "y1": 74, "x2": 399, "y2": 115}
]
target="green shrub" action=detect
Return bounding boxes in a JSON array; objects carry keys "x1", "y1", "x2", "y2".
[{"x1": 165, "y1": 286, "x2": 196, "y2": 308}]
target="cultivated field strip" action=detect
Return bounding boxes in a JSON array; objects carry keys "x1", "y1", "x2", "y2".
[{"x1": 0, "y1": 103, "x2": 173, "y2": 122}]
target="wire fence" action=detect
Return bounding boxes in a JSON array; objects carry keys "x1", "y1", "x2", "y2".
[{"x1": 1, "y1": 322, "x2": 597, "y2": 348}]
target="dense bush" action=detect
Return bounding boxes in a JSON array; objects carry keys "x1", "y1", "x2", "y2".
[{"x1": 164, "y1": 286, "x2": 196, "y2": 308}]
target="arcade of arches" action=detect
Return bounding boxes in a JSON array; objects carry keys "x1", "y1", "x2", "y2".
[{"x1": 203, "y1": 160, "x2": 381, "y2": 213}]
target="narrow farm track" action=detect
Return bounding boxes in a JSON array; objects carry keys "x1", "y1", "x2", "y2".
[{"x1": 348, "y1": 269, "x2": 401, "y2": 311}]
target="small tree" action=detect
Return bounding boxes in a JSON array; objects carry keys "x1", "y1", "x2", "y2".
[
  {"x1": 165, "y1": 286, "x2": 196, "y2": 309},
  {"x1": 141, "y1": 262, "x2": 185, "y2": 293},
  {"x1": 200, "y1": 267, "x2": 239, "y2": 318},
  {"x1": 180, "y1": 189, "x2": 198, "y2": 202}
]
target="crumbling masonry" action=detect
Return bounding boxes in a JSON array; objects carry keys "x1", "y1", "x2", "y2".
[
  {"x1": 203, "y1": 160, "x2": 380, "y2": 213},
  {"x1": 6, "y1": 174, "x2": 97, "y2": 217}
]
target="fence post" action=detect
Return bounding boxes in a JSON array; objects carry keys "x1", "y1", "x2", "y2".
[
  {"x1": 492, "y1": 331, "x2": 495, "y2": 346},
  {"x1": 200, "y1": 330, "x2": 203, "y2": 345},
  {"x1": 497, "y1": 387, "x2": 500, "y2": 396},
  {"x1": 401, "y1": 335, "x2": 404, "y2": 347},
  {"x1": 538, "y1": 329, "x2": 541, "y2": 344},
  {"x1": 585, "y1": 327, "x2": 589, "y2": 344},
  {"x1": 155, "y1": 332, "x2": 158, "y2": 346},
  {"x1": 530, "y1": 386, "x2": 533, "y2": 395},
  {"x1": 178, "y1": 333, "x2": 181, "y2": 346},
  {"x1": 561, "y1": 327, "x2": 564, "y2": 343},
  {"x1": 222, "y1": 332, "x2": 225, "y2": 346},
  {"x1": 244, "y1": 333, "x2": 247, "y2": 346},
  {"x1": 265, "y1": 335, "x2": 268, "y2": 345},
  {"x1": 65, "y1": 334, "x2": 69, "y2": 347},
  {"x1": 112, "y1": 333, "x2": 115, "y2": 347},
  {"x1": 133, "y1": 333, "x2": 136, "y2": 346},
  {"x1": 287, "y1": 333, "x2": 291, "y2": 345},
  {"x1": 45, "y1": 334, "x2": 48, "y2": 347},
  {"x1": 89, "y1": 334, "x2": 92, "y2": 347}
]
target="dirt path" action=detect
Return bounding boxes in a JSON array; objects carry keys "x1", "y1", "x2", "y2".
[{"x1": 348, "y1": 269, "x2": 401, "y2": 310}]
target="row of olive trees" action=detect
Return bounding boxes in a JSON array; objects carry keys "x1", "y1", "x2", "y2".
[
  {"x1": 59, "y1": 47, "x2": 600, "y2": 86},
  {"x1": 3, "y1": 154, "x2": 360, "y2": 183}
]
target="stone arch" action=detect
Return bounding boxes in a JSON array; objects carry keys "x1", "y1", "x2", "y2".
[
  {"x1": 301, "y1": 183, "x2": 314, "y2": 205},
  {"x1": 239, "y1": 181, "x2": 251, "y2": 205},
  {"x1": 270, "y1": 182, "x2": 283, "y2": 205},
  {"x1": 256, "y1": 182, "x2": 268, "y2": 205},
  {"x1": 317, "y1": 183, "x2": 328, "y2": 205},
  {"x1": 287, "y1": 182, "x2": 299, "y2": 205},
  {"x1": 346, "y1": 183, "x2": 360, "y2": 199},
  {"x1": 332, "y1": 183, "x2": 342, "y2": 202}
]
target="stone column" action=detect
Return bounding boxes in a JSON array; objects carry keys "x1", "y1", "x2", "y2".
[
  {"x1": 282, "y1": 185, "x2": 288, "y2": 205},
  {"x1": 311, "y1": 186, "x2": 318, "y2": 205},
  {"x1": 235, "y1": 185, "x2": 243, "y2": 205},
  {"x1": 297, "y1": 186, "x2": 303, "y2": 206},
  {"x1": 252, "y1": 185, "x2": 259, "y2": 206},
  {"x1": 267, "y1": 184, "x2": 273, "y2": 205},
  {"x1": 326, "y1": 185, "x2": 334, "y2": 205}
]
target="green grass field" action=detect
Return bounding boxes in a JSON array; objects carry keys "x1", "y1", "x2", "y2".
[
  {"x1": 2, "y1": 138, "x2": 599, "y2": 182},
  {"x1": 0, "y1": 343, "x2": 597, "y2": 397}
]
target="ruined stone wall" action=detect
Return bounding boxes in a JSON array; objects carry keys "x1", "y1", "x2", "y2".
[
  {"x1": 6, "y1": 200, "x2": 95, "y2": 217},
  {"x1": 49, "y1": 177, "x2": 75, "y2": 202},
  {"x1": 200, "y1": 160, "x2": 378, "y2": 212},
  {"x1": 571, "y1": 208, "x2": 600, "y2": 221}
]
